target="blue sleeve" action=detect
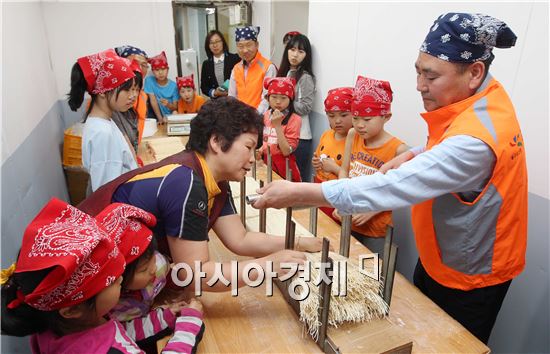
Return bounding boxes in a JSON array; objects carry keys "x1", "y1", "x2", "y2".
[
  {"x1": 144, "y1": 76, "x2": 156, "y2": 95},
  {"x1": 322, "y1": 135, "x2": 496, "y2": 215},
  {"x1": 170, "y1": 81, "x2": 180, "y2": 103}
]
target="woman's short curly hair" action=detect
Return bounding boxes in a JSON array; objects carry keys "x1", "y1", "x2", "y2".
[{"x1": 186, "y1": 97, "x2": 263, "y2": 154}]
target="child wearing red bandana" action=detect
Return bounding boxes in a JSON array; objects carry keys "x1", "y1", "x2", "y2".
[
  {"x1": 145, "y1": 51, "x2": 179, "y2": 124},
  {"x1": 68, "y1": 49, "x2": 140, "y2": 192},
  {"x1": 257, "y1": 77, "x2": 302, "y2": 182},
  {"x1": 336, "y1": 76, "x2": 409, "y2": 253},
  {"x1": 175, "y1": 74, "x2": 206, "y2": 114},
  {"x1": 0, "y1": 199, "x2": 204, "y2": 354}
]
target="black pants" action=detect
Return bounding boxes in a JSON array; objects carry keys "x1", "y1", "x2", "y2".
[{"x1": 413, "y1": 260, "x2": 511, "y2": 344}]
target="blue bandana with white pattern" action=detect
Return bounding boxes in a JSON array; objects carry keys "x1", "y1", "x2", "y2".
[
  {"x1": 420, "y1": 13, "x2": 517, "y2": 63},
  {"x1": 115, "y1": 45, "x2": 148, "y2": 59},
  {"x1": 235, "y1": 26, "x2": 260, "y2": 42}
]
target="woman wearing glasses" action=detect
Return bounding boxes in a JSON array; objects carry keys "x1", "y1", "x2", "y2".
[{"x1": 200, "y1": 30, "x2": 240, "y2": 99}]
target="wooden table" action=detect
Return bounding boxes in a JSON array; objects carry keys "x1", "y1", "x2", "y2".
[{"x1": 139, "y1": 131, "x2": 490, "y2": 353}]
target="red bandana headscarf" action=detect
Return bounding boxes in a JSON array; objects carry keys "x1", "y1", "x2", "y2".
[
  {"x1": 95, "y1": 203, "x2": 156, "y2": 265},
  {"x1": 77, "y1": 49, "x2": 135, "y2": 95},
  {"x1": 176, "y1": 74, "x2": 195, "y2": 90},
  {"x1": 324, "y1": 87, "x2": 354, "y2": 112},
  {"x1": 10, "y1": 199, "x2": 155, "y2": 311},
  {"x1": 351, "y1": 76, "x2": 393, "y2": 117},
  {"x1": 148, "y1": 51, "x2": 169, "y2": 70},
  {"x1": 263, "y1": 77, "x2": 296, "y2": 100}
]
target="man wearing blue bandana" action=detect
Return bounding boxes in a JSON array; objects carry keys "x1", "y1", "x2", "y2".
[
  {"x1": 253, "y1": 13, "x2": 527, "y2": 344},
  {"x1": 228, "y1": 26, "x2": 276, "y2": 114}
]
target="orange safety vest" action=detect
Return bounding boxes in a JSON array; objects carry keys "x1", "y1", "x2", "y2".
[
  {"x1": 233, "y1": 51, "x2": 271, "y2": 108},
  {"x1": 412, "y1": 74, "x2": 528, "y2": 290},
  {"x1": 134, "y1": 90, "x2": 148, "y2": 144}
]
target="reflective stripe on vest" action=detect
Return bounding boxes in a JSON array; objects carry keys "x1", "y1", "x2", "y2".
[
  {"x1": 412, "y1": 74, "x2": 528, "y2": 290},
  {"x1": 233, "y1": 52, "x2": 271, "y2": 108}
]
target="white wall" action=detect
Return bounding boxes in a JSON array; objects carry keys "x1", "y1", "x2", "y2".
[
  {"x1": 252, "y1": 0, "x2": 272, "y2": 60},
  {"x1": 308, "y1": 2, "x2": 548, "y2": 199},
  {"x1": 1, "y1": 2, "x2": 59, "y2": 163},
  {"x1": 42, "y1": 1, "x2": 177, "y2": 99},
  {"x1": 271, "y1": 1, "x2": 310, "y2": 66}
]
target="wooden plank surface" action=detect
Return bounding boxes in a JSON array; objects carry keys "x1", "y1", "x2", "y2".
[{"x1": 139, "y1": 134, "x2": 490, "y2": 354}]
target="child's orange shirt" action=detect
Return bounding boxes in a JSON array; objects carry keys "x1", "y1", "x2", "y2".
[
  {"x1": 348, "y1": 134, "x2": 404, "y2": 237},
  {"x1": 177, "y1": 94, "x2": 206, "y2": 114},
  {"x1": 314, "y1": 129, "x2": 346, "y2": 182}
]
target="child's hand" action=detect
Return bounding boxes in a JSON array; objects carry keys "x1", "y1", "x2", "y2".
[
  {"x1": 312, "y1": 155, "x2": 322, "y2": 171},
  {"x1": 185, "y1": 298, "x2": 203, "y2": 314},
  {"x1": 255, "y1": 149, "x2": 263, "y2": 161},
  {"x1": 158, "y1": 116, "x2": 167, "y2": 125},
  {"x1": 352, "y1": 212, "x2": 376, "y2": 226},
  {"x1": 321, "y1": 157, "x2": 339, "y2": 174},
  {"x1": 160, "y1": 98, "x2": 169, "y2": 106},
  {"x1": 172, "y1": 110, "x2": 178, "y2": 114},
  {"x1": 163, "y1": 298, "x2": 190, "y2": 315},
  {"x1": 270, "y1": 109, "x2": 284, "y2": 126},
  {"x1": 332, "y1": 209, "x2": 342, "y2": 222}
]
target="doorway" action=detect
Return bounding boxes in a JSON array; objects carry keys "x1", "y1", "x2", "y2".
[{"x1": 172, "y1": 1, "x2": 252, "y2": 80}]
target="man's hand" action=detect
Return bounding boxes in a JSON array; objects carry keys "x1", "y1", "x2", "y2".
[
  {"x1": 252, "y1": 180, "x2": 296, "y2": 209},
  {"x1": 379, "y1": 150, "x2": 414, "y2": 174}
]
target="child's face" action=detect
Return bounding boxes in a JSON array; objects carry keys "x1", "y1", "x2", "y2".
[
  {"x1": 287, "y1": 46, "x2": 306, "y2": 68},
  {"x1": 108, "y1": 82, "x2": 139, "y2": 112},
  {"x1": 352, "y1": 115, "x2": 391, "y2": 140},
  {"x1": 95, "y1": 276, "x2": 123, "y2": 317},
  {"x1": 125, "y1": 255, "x2": 157, "y2": 291},
  {"x1": 153, "y1": 68, "x2": 168, "y2": 81},
  {"x1": 268, "y1": 94, "x2": 290, "y2": 112},
  {"x1": 327, "y1": 111, "x2": 353, "y2": 136},
  {"x1": 179, "y1": 87, "x2": 195, "y2": 103}
]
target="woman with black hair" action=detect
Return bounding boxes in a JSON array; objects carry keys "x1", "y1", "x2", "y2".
[
  {"x1": 200, "y1": 30, "x2": 240, "y2": 99},
  {"x1": 277, "y1": 34, "x2": 316, "y2": 181}
]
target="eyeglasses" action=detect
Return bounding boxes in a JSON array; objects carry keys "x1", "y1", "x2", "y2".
[{"x1": 209, "y1": 40, "x2": 223, "y2": 45}]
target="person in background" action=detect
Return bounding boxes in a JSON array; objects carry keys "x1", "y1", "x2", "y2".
[
  {"x1": 1, "y1": 198, "x2": 204, "y2": 354},
  {"x1": 228, "y1": 26, "x2": 277, "y2": 115},
  {"x1": 111, "y1": 60, "x2": 143, "y2": 154},
  {"x1": 115, "y1": 45, "x2": 150, "y2": 144},
  {"x1": 200, "y1": 30, "x2": 240, "y2": 99},
  {"x1": 68, "y1": 49, "x2": 138, "y2": 192},
  {"x1": 336, "y1": 76, "x2": 408, "y2": 254},
  {"x1": 257, "y1": 77, "x2": 302, "y2": 182},
  {"x1": 253, "y1": 13, "x2": 527, "y2": 344},
  {"x1": 175, "y1": 74, "x2": 206, "y2": 114},
  {"x1": 282, "y1": 31, "x2": 300, "y2": 46},
  {"x1": 277, "y1": 34, "x2": 316, "y2": 181},
  {"x1": 144, "y1": 51, "x2": 178, "y2": 124},
  {"x1": 312, "y1": 87, "x2": 354, "y2": 219}
]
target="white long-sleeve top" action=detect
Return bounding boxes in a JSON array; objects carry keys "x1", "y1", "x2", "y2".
[
  {"x1": 321, "y1": 135, "x2": 495, "y2": 215},
  {"x1": 82, "y1": 117, "x2": 138, "y2": 191}
]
